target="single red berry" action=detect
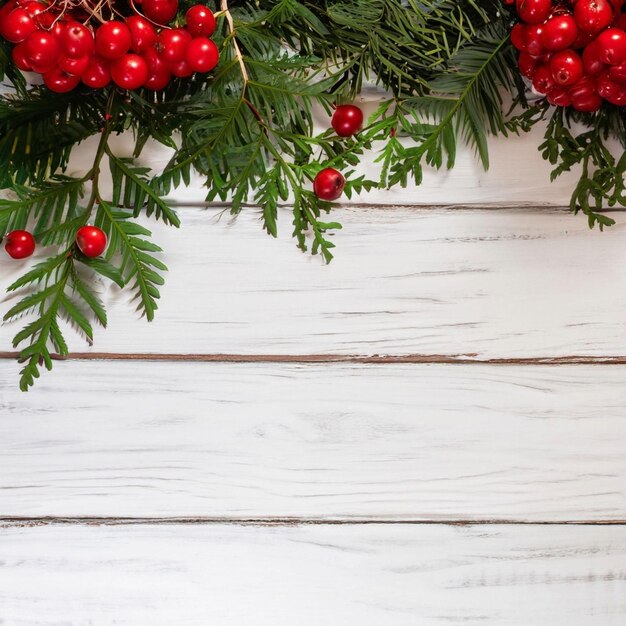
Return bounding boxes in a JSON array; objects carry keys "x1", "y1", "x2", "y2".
[
  {"x1": 525, "y1": 23, "x2": 546, "y2": 56},
  {"x1": 143, "y1": 47, "x2": 171, "y2": 89},
  {"x1": 331, "y1": 104, "x2": 364, "y2": 137},
  {"x1": 185, "y1": 37, "x2": 219, "y2": 72},
  {"x1": 313, "y1": 168, "x2": 346, "y2": 201},
  {"x1": 126, "y1": 15, "x2": 158, "y2": 53},
  {"x1": 24, "y1": 30, "x2": 62, "y2": 73},
  {"x1": 44, "y1": 66, "x2": 81, "y2": 92},
  {"x1": 81, "y1": 56, "x2": 111, "y2": 88},
  {"x1": 596, "y1": 70, "x2": 622, "y2": 98},
  {"x1": 547, "y1": 86, "x2": 572, "y2": 107},
  {"x1": 59, "y1": 53, "x2": 91, "y2": 76},
  {"x1": 571, "y1": 90, "x2": 603, "y2": 111},
  {"x1": 550, "y1": 49, "x2": 584, "y2": 85},
  {"x1": 582, "y1": 41, "x2": 607, "y2": 75},
  {"x1": 141, "y1": 0, "x2": 179, "y2": 25},
  {"x1": 158, "y1": 27, "x2": 192, "y2": 63},
  {"x1": 60, "y1": 22, "x2": 94, "y2": 58},
  {"x1": 511, "y1": 23, "x2": 528, "y2": 52},
  {"x1": 574, "y1": 0, "x2": 614, "y2": 34},
  {"x1": 568, "y1": 75, "x2": 598, "y2": 100},
  {"x1": 518, "y1": 52, "x2": 540, "y2": 78},
  {"x1": 11, "y1": 41, "x2": 32, "y2": 70},
  {"x1": 1, "y1": 7, "x2": 36, "y2": 42},
  {"x1": 596, "y1": 27, "x2": 626, "y2": 65},
  {"x1": 609, "y1": 59, "x2": 626, "y2": 81},
  {"x1": 5, "y1": 230, "x2": 35, "y2": 259},
  {"x1": 541, "y1": 15, "x2": 578, "y2": 51},
  {"x1": 516, "y1": 0, "x2": 552, "y2": 24},
  {"x1": 170, "y1": 58, "x2": 193, "y2": 77},
  {"x1": 95, "y1": 21, "x2": 132, "y2": 59},
  {"x1": 110, "y1": 53, "x2": 149, "y2": 89},
  {"x1": 76, "y1": 226, "x2": 107, "y2": 258},
  {"x1": 185, "y1": 5, "x2": 216, "y2": 37},
  {"x1": 532, "y1": 64, "x2": 556, "y2": 94}
]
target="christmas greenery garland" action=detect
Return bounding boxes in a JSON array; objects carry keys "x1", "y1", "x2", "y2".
[{"x1": 0, "y1": 0, "x2": 623, "y2": 390}]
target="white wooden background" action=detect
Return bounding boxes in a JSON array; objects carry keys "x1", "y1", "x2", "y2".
[{"x1": 1, "y1": 105, "x2": 626, "y2": 624}]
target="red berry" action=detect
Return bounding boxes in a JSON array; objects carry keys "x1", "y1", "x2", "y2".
[
  {"x1": 76, "y1": 226, "x2": 107, "y2": 258},
  {"x1": 547, "y1": 86, "x2": 572, "y2": 106},
  {"x1": 185, "y1": 37, "x2": 219, "y2": 72},
  {"x1": 11, "y1": 41, "x2": 32, "y2": 70},
  {"x1": 516, "y1": 0, "x2": 552, "y2": 24},
  {"x1": 596, "y1": 27, "x2": 626, "y2": 64},
  {"x1": 60, "y1": 22, "x2": 94, "y2": 58},
  {"x1": 574, "y1": 0, "x2": 614, "y2": 34},
  {"x1": 571, "y1": 91, "x2": 603, "y2": 110},
  {"x1": 331, "y1": 104, "x2": 364, "y2": 137},
  {"x1": 2, "y1": 7, "x2": 36, "y2": 43},
  {"x1": 95, "y1": 21, "x2": 132, "y2": 59},
  {"x1": 541, "y1": 15, "x2": 578, "y2": 51},
  {"x1": 126, "y1": 15, "x2": 157, "y2": 53},
  {"x1": 609, "y1": 59, "x2": 626, "y2": 81},
  {"x1": 582, "y1": 40, "x2": 607, "y2": 75},
  {"x1": 511, "y1": 23, "x2": 528, "y2": 52},
  {"x1": 518, "y1": 52, "x2": 540, "y2": 77},
  {"x1": 43, "y1": 66, "x2": 81, "y2": 93},
  {"x1": 596, "y1": 70, "x2": 622, "y2": 98},
  {"x1": 144, "y1": 53, "x2": 171, "y2": 90},
  {"x1": 5, "y1": 230, "x2": 35, "y2": 259},
  {"x1": 568, "y1": 75, "x2": 597, "y2": 99},
  {"x1": 25, "y1": 30, "x2": 61, "y2": 73},
  {"x1": 525, "y1": 24, "x2": 546, "y2": 56},
  {"x1": 313, "y1": 168, "x2": 346, "y2": 201},
  {"x1": 141, "y1": 0, "x2": 178, "y2": 25},
  {"x1": 81, "y1": 57, "x2": 111, "y2": 88},
  {"x1": 170, "y1": 58, "x2": 193, "y2": 77},
  {"x1": 110, "y1": 53, "x2": 149, "y2": 89},
  {"x1": 159, "y1": 28, "x2": 192, "y2": 63},
  {"x1": 532, "y1": 64, "x2": 556, "y2": 93},
  {"x1": 59, "y1": 53, "x2": 91, "y2": 77},
  {"x1": 550, "y1": 49, "x2": 584, "y2": 85},
  {"x1": 185, "y1": 5, "x2": 215, "y2": 37}
]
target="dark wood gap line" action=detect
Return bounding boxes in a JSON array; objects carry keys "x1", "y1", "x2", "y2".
[
  {"x1": 1, "y1": 352, "x2": 626, "y2": 365},
  {"x1": 167, "y1": 202, "x2": 626, "y2": 212},
  {"x1": 1, "y1": 517, "x2": 626, "y2": 529}
]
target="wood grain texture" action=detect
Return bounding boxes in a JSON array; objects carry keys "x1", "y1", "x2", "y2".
[
  {"x1": 1, "y1": 359, "x2": 625, "y2": 521},
  {"x1": 2, "y1": 206, "x2": 626, "y2": 357},
  {"x1": 1, "y1": 522, "x2": 625, "y2": 625}
]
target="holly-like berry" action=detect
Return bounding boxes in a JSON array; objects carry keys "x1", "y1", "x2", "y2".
[
  {"x1": 185, "y1": 5, "x2": 216, "y2": 37},
  {"x1": 596, "y1": 27, "x2": 626, "y2": 64},
  {"x1": 516, "y1": 0, "x2": 552, "y2": 25},
  {"x1": 141, "y1": 0, "x2": 179, "y2": 25},
  {"x1": 95, "y1": 21, "x2": 132, "y2": 59},
  {"x1": 76, "y1": 226, "x2": 107, "y2": 258},
  {"x1": 126, "y1": 15, "x2": 157, "y2": 53},
  {"x1": 110, "y1": 53, "x2": 149, "y2": 89},
  {"x1": 574, "y1": 0, "x2": 614, "y2": 35},
  {"x1": 44, "y1": 66, "x2": 81, "y2": 92},
  {"x1": 82, "y1": 57, "x2": 111, "y2": 88},
  {"x1": 4, "y1": 230, "x2": 35, "y2": 259},
  {"x1": 550, "y1": 49, "x2": 584, "y2": 85},
  {"x1": 541, "y1": 15, "x2": 578, "y2": 51},
  {"x1": 25, "y1": 29, "x2": 61, "y2": 73},
  {"x1": 1, "y1": 7, "x2": 37, "y2": 43},
  {"x1": 158, "y1": 27, "x2": 192, "y2": 63},
  {"x1": 60, "y1": 22, "x2": 94, "y2": 58},
  {"x1": 313, "y1": 168, "x2": 346, "y2": 201},
  {"x1": 185, "y1": 37, "x2": 219, "y2": 72},
  {"x1": 331, "y1": 104, "x2": 364, "y2": 137}
]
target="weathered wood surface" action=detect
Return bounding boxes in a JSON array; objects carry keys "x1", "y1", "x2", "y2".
[
  {"x1": 1, "y1": 360, "x2": 624, "y2": 521},
  {"x1": 2, "y1": 207, "x2": 626, "y2": 358},
  {"x1": 1, "y1": 523, "x2": 625, "y2": 625}
]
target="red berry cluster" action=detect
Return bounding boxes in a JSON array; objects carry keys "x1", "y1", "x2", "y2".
[
  {"x1": 1, "y1": 226, "x2": 107, "y2": 260},
  {"x1": 508, "y1": 0, "x2": 626, "y2": 110},
  {"x1": 312, "y1": 104, "x2": 364, "y2": 201},
  {"x1": 0, "y1": 0, "x2": 219, "y2": 93}
]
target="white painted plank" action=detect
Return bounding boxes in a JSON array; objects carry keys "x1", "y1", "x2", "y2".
[
  {"x1": 2, "y1": 207, "x2": 626, "y2": 357},
  {"x1": 1, "y1": 360, "x2": 625, "y2": 520},
  {"x1": 77, "y1": 103, "x2": 585, "y2": 206},
  {"x1": 0, "y1": 522, "x2": 624, "y2": 625}
]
